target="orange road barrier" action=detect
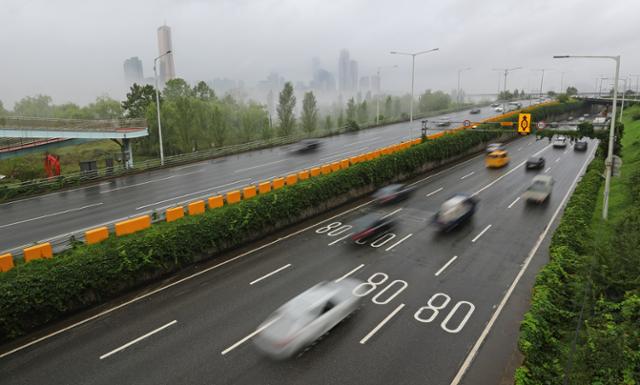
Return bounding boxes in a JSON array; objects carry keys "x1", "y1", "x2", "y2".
[
  {"x1": 85, "y1": 226, "x2": 109, "y2": 244},
  {"x1": 166, "y1": 207, "x2": 184, "y2": 222},
  {"x1": 23, "y1": 242, "x2": 53, "y2": 262},
  {"x1": 340, "y1": 159, "x2": 350, "y2": 169},
  {"x1": 258, "y1": 181, "x2": 272, "y2": 194},
  {"x1": 350, "y1": 156, "x2": 359, "y2": 165},
  {"x1": 286, "y1": 174, "x2": 298, "y2": 186},
  {"x1": 226, "y1": 190, "x2": 241, "y2": 204},
  {"x1": 321, "y1": 164, "x2": 332, "y2": 175},
  {"x1": 298, "y1": 170, "x2": 310, "y2": 180},
  {"x1": 208, "y1": 195, "x2": 224, "y2": 209},
  {"x1": 0, "y1": 253, "x2": 14, "y2": 272},
  {"x1": 188, "y1": 200, "x2": 205, "y2": 215},
  {"x1": 330, "y1": 162, "x2": 341, "y2": 172},
  {"x1": 243, "y1": 185, "x2": 257, "y2": 199},
  {"x1": 272, "y1": 177, "x2": 285, "y2": 190},
  {"x1": 310, "y1": 167, "x2": 321, "y2": 177},
  {"x1": 115, "y1": 215, "x2": 151, "y2": 237}
]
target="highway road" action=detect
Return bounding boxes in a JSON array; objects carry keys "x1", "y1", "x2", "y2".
[
  {"x1": 0, "y1": 131, "x2": 597, "y2": 384},
  {"x1": 0, "y1": 102, "x2": 533, "y2": 255}
]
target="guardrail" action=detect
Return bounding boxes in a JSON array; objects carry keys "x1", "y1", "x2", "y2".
[{"x1": 0, "y1": 116, "x2": 147, "y2": 132}]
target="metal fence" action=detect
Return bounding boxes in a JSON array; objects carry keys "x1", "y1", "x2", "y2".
[{"x1": 0, "y1": 116, "x2": 147, "y2": 132}]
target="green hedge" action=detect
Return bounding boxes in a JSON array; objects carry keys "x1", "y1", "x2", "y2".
[{"x1": 515, "y1": 157, "x2": 605, "y2": 385}]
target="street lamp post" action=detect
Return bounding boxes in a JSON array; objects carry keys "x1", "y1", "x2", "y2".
[
  {"x1": 390, "y1": 48, "x2": 439, "y2": 135},
  {"x1": 492, "y1": 67, "x2": 522, "y2": 113},
  {"x1": 154, "y1": 50, "x2": 172, "y2": 166},
  {"x1": 457, "y1": 67, "x2": 471, "y2": 105},
  {"x1": 375, "y1": 65, "x2": 398, "y2": 125},
  {"x1": 532, "y1": 69, "x2": 549, "y2": 99},
  {"x1": 560, "y1": 71, "x2": 566, "y2": 93},
  {"x1": 554, "y1": 54, "x2": 620, "y2": 220}
]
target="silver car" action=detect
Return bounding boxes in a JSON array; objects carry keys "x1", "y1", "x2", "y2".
[
  {"x1": 522, "y1": 175, "x2": 554, "y2": 204},
  {"x1": 253, "y1": 279, "x2": 362, "y2": 359}
]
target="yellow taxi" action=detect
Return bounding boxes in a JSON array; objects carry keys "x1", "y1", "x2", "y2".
[{"x1": 485, "y1": 150, "x2": 510, "y2": 168}]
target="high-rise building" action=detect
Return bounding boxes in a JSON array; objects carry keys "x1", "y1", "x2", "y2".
[
  {"x1": 157, "y1": 25, "x2": 176, "y2": 84},
  {"x1": 371, "y1": 74, "x2": 381, "y2": 94},
  {"x1": 359, "y1": 76, "x2": 370, "y2": 92},
  {"x1": 349, "y1": 60, "x2": 358, "y2": 92},
  {"x1": 338, "y1": 49, "x2": 350, "y2": 94},
  {"x1": 123, "y1": 57, "x2": 143, "y2": 84}
]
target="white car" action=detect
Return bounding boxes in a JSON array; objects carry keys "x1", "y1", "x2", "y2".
[
  {"x1": 522, "y1": 175, "x2": 554, "y2": 204},
  {"x1": 253, "y1": 279, "x2": 362, "y2": 359},
  {"x1": 494, "y1": 106, "x2": 504, "y2": 113},
  {"x1": 553, "y1": 136, "x2": 567, "y2": 148}
]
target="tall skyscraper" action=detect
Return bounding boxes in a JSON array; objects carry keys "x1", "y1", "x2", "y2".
[
  {"x1": 123, "y1": 57, "x2": 143, "y2": 84},
  {"x1": 349, "y1": 60, "x2": 359, "y2": 92},
  {"x1": 338, "y1": 49, "x2": 350, "y2": 94},
  {"x1": 371, "y1": 74, "x2": 381, "y2": 94},
  {"x1": 157, "y1": 25, "x2": 176, "y2": 84}
]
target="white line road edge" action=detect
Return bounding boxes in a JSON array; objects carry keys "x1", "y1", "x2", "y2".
[
  {"x1": 233, "y1": 159, "x2": 288, "y2": 173},
  {"x1": 135, "y1": 179, "x2": 251, "y2": 210},
  {"x1": 249, "y1": 264, "x2": 292, "y2": 285},
  {"x1": 0, "y1": 202, "x2": 104, "y2": 229},
  {"x1": 221, "y1": 317, "x2": 281, "y2": 355},
  {"x1": 100, "y1": 171, "x2": 201, "y2": 194},
  {"x1": 0, "y1": 199, "x2": 376, "y2": 359},
  {"x1": 435, "y1": 256, "x2": 458, "y2": 277},
  {"x1": 507, "y1": 196, "x2": 521, "y2": 209},
  {"x1": 359, "y1": 303, "x2": 405, "y2": 344},
  {"x1": 426, "y1": 187, "x2": 444, "y2": 197},
  {"x1": 449, "y1": 144, "x2": 597, "y2": 385},
  {"x1": 99, "y1": 320, "x2": 177, "y2": 360},
  {"x1": 335, "y1": 264, "x2": 365, "y2": 283},
  {"x1": 471, "y1": 224, "x2": 492, "y2": 243}
]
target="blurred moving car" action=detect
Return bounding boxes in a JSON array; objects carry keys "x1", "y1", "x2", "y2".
[
  {"x1": 574, "y1": 140, "x2": 588, "y2": 151},
  {"x1": 253, "y1": 279, "x2": 362, "y2": 359},
  {"x1": 350, "y1": 213, "x2": 395, "y2": 242},
  {"x1": 435, "y1": 118, "x2": 452, "y2": 127},
  {"x1": 292, "y1": 139, "x2": 321, "y2": 153},
  {"x1": 553, "y1": 135, "x2": 567, "y2": 148},
  {"x1": 526, "y1": 156, "x2": 546, "y2": 169},
  {"x1": 550, "y1": 122, "x2": 559, "y2": 128},
  {"x1": 522, "y1": 175, "x2": 554, "y2": 204},
  {"x1": 469, "y1": 108, "x2": 481, "y2": 114},
  {"x1": 433, "y1": 194, "x2": 477, "y2": 231},
  {"x1": 490, "y1": 103, "x2": 500, "y2": 108},
  {"x1": 373, "y1": 184, "x2": 415, "y2": 205},
  {"x1": 486, "y1": 142, "x2": 506, "y2": 153},
  {"x1": 494, "y1": 106, "x2": 504, "y2": 112},
  {"x1": 485, "y1": 150, "x2": 510, "y2": 168}
]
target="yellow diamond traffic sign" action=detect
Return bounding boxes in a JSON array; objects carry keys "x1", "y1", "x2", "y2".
[{"x1": 518, "y1": 113, "x2": 531, "y2": 134}]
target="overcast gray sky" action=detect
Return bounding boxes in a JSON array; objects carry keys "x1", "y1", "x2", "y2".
[{"x1": 1, "y1": 0, "x2": 639, "y2": 107}]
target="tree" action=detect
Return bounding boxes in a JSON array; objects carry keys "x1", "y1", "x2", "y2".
[
  {"x1": 277, "y1": 82, "x2": 296, "y2": 136},
  {"x1": 122, "y1": 83, "x2": 157, "y2": 118},
  {"x1": 86, "y1": 95, "x2": 122, "y2": 119},
  {"x1": 514, "y1": 89, "x2": 520, "y2": 97},
  {"x1": 193, "y1": 81, "x2": 216, "y2": 101},
  {"x1": 337, "y1": 110, "x2": 344, "y2": 129},
  {"x1": 357, "y1": 100, "x2": 368, "y2": 124},
  {"x1": 566, "y1": 86, "x2": 578, "y2": 96},
  {"x1": 384, "y1": 96, "x2": 393, "y2": 120},
  {"x1": 324, "y1": 115, "x2": 333, "y2": 132},
  {"x1": 0, "y1": 100, "x2": 7, "y2": 116},
  {"x1": 301, "y1": 91, "x2": 318, "y2": 134},
  {"x1": 418, "y1": 90, "x2": 451, "y2": 113},
  {"x1": 163, "y1": 78, "x2": 193, "y2": 100},
  {"x1": 346, "y1": 98, "x2": 357, "y2": 121},
  {"x1": 13, "y1": 95, "x2": 53, "y2": 117}
]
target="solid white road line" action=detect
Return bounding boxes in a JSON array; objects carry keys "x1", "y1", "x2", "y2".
[
  {"x1": 234, "y1": 159, "x2": 288, "y2": 173},
  {"x1": 471, "y1": 224, "x2": 492, "y2": 243},
  {"x1": 380, "y1": 208, "x2": 403, "y2": 219},
  {"x1": 249, "y1": 264, "x2": 291, "y2": 285},
  {"x1": 221, "y1": 317, "x2": 280, "y2": 355},
  {"x1": 99, "y1": 320, "x2": 177, "y2": 360},
  {"x1": 0, "y1": 203, "x2": 104, "y2": 229},
  {"x1": 517, "y1": 147, "x2": 522, "y2": 151},
  {"x1": 328, "y1": 233, "x2": 353, "y2": 246},
  {"x1": 460, "y1": 171, "x2": 475, "y2": 180},
  {"x1": 343, "y1": 136, "x2": 382, "y2": 147},
  {"x1": 426, "y1": 187, "x2": 444, "y2": 197},
  {"x1": 385, "y1": 233, "x2": 413, "y2": 251},
  {"x1": 450, "y1": 144, "x2": 597, "y2": 385},
  {"x1": 335, "y1": 264, "x2": 365, "y2": 283},
  {"x1": 359, "y1": 303, "x2": 405, "y2": 344},
  {"x1": 320, "y1": 147, "x2": 369, "y2": 161},
  {"x1": 0, "y1": 199, "x2": 376, "y2": 359},
  {"x1": 135, "y1": 179, "x2": 251, "y2": 210},
  {"x1": 406, "y1": 151, "x2": 488, "y2": 188},
  {"x1": 555, "y1": 158, "x2": 561, "y2": 163},
  {"x1": 507, "y1": 196, "x2": 521, "y2": 209},
  {"x1": 100, "y1": 171, "x2": 201, "y2": 194},
  {"x1": 435, "y1": 256, "x2": 458, "y2": 277},
  {"x1": 544, "y1": 167, "x2": 552, "y2": 173}
]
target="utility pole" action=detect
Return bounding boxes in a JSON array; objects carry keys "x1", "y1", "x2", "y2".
[{"x1": 492, "y1": 67, "x2": 522, "y2": 113}]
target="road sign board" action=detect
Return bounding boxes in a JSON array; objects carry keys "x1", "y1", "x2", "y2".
[
  {"x1": 463, "y1": 120, "x2": 471, "y2": 127},
  {"x1": 537, "y1": 121, "x2": 546, "y2": 129},
  {"x1": 518, "y1": 113, "x2": 532, "y2": 134}
]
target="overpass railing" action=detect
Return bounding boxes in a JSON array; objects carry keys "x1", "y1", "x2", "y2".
[{"x1": 0, "y1": 116, "x2": 147, "y2": 132}]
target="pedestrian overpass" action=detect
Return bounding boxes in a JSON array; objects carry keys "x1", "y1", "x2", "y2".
[{"x1": 0, "y1": 116, "x2": 148, "y2": 168}]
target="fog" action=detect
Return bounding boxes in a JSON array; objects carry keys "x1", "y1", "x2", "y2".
[{"x1": 1, "y1": 0, "x2": 639, "y2": 108}]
